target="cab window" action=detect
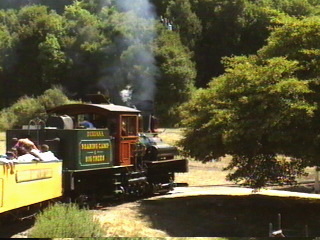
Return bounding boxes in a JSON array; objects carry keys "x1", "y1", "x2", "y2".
[{"x1": 121, "y1": 116, "x2": 137, "y2": 136}]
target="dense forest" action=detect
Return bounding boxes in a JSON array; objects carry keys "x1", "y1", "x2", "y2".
[
  {"x1": 2, "y1": 0, "x2": 320, "y2": 187},
  {"x1": 2, "y1": 0, "x2": 319, "y2": 122},
  {"x1": 0, "y1": 0, "x2": 197, "y2": 125}
]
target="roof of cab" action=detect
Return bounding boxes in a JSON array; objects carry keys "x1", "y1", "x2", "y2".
[{"x1": 47, "y1": 103, "x2": 140, "y2": 115}]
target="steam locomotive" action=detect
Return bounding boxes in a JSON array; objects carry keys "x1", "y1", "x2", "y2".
[{"x1": 0, "y1": 101, "x2": 187, "y2": 214}]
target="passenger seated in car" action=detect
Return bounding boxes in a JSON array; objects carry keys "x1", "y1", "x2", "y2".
[
  {"x1": 11, "y1": 138, "x2": 41, "y2": 161},
  {"x1": 14, "y1": 138, "x2": 39, "y2": 151},
  {"x1": 5, "y1": 139, "x2": 59, "y2": 163},
  {"x1": 16, "y1": 146, "x2": 39, "y2": 162},
  {"x1": 5, "y1": 148, "x2": 17, "y2": 159},
  {"x1": 40, "y1": 144, "x2": 49, "y2": 152},
  {"x1": 38, "y1": 144, "x2": 59, "y2": 161},
  {"x1": 15, "y1": 144, "x2": 58, "y2": 162},
  {"x1": 0, "y1": 148, "x2": 17, "y2": 165}
]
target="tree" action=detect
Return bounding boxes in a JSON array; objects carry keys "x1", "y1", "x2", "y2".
[
  {"x1": 263, "y1": 0, "x2": 314, "y2": 17},
  {"x1": 154, "y1": 28, "x2": 196, "y2": 126},
  {"x1": 0, "y1": 0, "x2": 72, "y2": 13},
  {"x1": 179, "y1": 56, "x2": 315, "y2": 188},
  {"x1": 166, "y1": 0, "x2": 202, "y2": 50},
  {"x1": 259, "y1": 16, "x2": 320, "y2": 79},
  {"x1": 0, "y1": 3, "x2": 107, "y2": 106},
  {"x1": 188, "y1": 0, "x2": 281, "y2": 87},
  {"x1": 61, "y1": 1, "x2": 108, "y2": 97},
  {"x1": 179, "y1": 11, "x2": 320, "y2": 188},
  {"x1": 150, "y1": 0, "x2": 170, "y2": 16},
  {"x1": 0, "y1": 18, "x2": 15, "y2": 108},
  {"x1": 38, "y1": 34, "x2": 68, "y2": 86},
  {"x1": 0, "y1": 5, "x2": 68, "y2": 105},
  {"x1": 190, "y1": 0, "x2": 248, "y2": 86}
]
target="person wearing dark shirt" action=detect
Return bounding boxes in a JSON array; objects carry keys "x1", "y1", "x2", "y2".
[{"x1": 79, "y1": 120, "x2": 95, "y2": 129}]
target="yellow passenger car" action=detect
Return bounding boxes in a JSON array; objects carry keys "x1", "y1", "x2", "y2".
[{"x1": 0, "y1": 161, "x2": 63, "y2": 214}]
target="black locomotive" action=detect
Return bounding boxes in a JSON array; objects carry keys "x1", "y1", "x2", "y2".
[{"x1": 4, "y1": 102, "x2": 187, "y2": 207}]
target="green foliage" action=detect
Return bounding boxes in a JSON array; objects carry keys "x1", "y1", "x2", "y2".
[
  {"x1": 263, "y1": 0, "x2": 314, "y2": 17},
  {"x1": 155, "y1": 28, "x2": 196, "y2": 126},
  {"x1": 259, "y1": 16, "x2": 320, "y2": 79},
  {"x1": 179, "y1": 56, "x2": 314, "y2": 187},
  {"x1": 0, "y1": 5, "x2": 70, "y2": 99},
  {"x1": 186, "y1": 0, "x2": 281, "y2": 86},
  {"x1": 224, "y1": 154, "x2": 306, "y2": 188},
  {"x1": 37, "y1": 86, "x2": 75, "y2": 110},
  {"x1": 38, "y1": 33, "x2": 68, "y2": 84},
  {"x1": 61, "y1": 1, "x2": 108, "y2": 95},
  {"x1": 166, "y1": 0, "x2": 202, "y2": 50},
  {"x1": 0, "y1": 108, "x2": 18, "y2": 130},
  {"x1": 177, "y1": 2, "x2": 320, "y2": 188},
  {"x1": 10, "y1": 96, "x2": 45, "y2": 127},
  {"x1": 0, "y1": 0, "x2": 318, "y2": 120},
  {"x1": 28, "y1": 203, "x2": 105, "y2": 238},
  {"x1": 77, "y1": 238, "x2": 160, "y2": 240},
  {"x1": 0, "y1": 2, "x2": 109, "y2": 105},
  {"x1": 156, "y1": 0, "x2": 318, "y2": 87},
  {"x1": 0, "y1": 86, "x2": 72, "y2": 130}
]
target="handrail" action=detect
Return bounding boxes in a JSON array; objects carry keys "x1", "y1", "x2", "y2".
[{"x1": 28, "y1": 118, "x2": 46, "y2": 146}]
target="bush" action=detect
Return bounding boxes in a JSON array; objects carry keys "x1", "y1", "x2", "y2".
[
  {"x1": 0, "y1": 108, "x2": 18, "y2": 130},
  {"x1": 0, "y1": 86, "x2": 72, "y2": 130},
  {"x1": 28, "y1": 203, "x2": 105, "y2": 238},
  {"x1": 37, "y1": 86, "x2": 74, "y2": 110},
  {"x1": 10, "y1": 96, "x2": 46, "y2": 127}
]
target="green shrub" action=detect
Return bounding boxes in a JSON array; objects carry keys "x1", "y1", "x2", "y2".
[
  {"x1": 0, "y1": 95, "x2": 44, "y2": 130},
  {"x1": 29, "y1": 203, "x2": 105, "y2": 238},
  {"x1": 0, "y1": 108, "x2": 18, "y2": 130},
  {"x1": 77, "y1": 238, "x2": 163, "y2": 240},
  {"x1": 73, "y1": 237, "x2": 164, "y2": 240},
  {"x1": 11, "y1": 96, "x2": 46, "y2": 127},
  {"x1": 37, "y1": 86, "x2": 74, "y2": 110},
  {"x1": 0, "y1": 86, "x2": 73, "y2": 130}
]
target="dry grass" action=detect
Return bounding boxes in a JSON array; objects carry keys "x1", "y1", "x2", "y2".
[
  {"x1": 175, "y1": 158, "x2": 233, "y2": 186},
  {"x1": 158, "y1": 128, "x2": 184, "y2": 145},
  {"x1": 158, "y1": 128, "x2": 233, "y2": 186},
  {"x1": 0, "y1": 131, "x2": 5, "y2": 153},
  {"x1": 95, "y1": 202, "x2": 168, "y2": 237}
]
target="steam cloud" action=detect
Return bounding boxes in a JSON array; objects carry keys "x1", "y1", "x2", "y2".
[{"x1": 99, "y1": 0, "x2": 159, "y2": 107}]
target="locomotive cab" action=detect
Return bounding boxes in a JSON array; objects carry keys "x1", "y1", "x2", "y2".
[{"x1": 45, "y1": 103, "x2": 140, "y2": 168}]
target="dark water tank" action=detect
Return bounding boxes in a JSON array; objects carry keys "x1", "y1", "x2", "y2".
[{"x1": 46, "y1": 115, "x2": 74, "y2": 129}]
